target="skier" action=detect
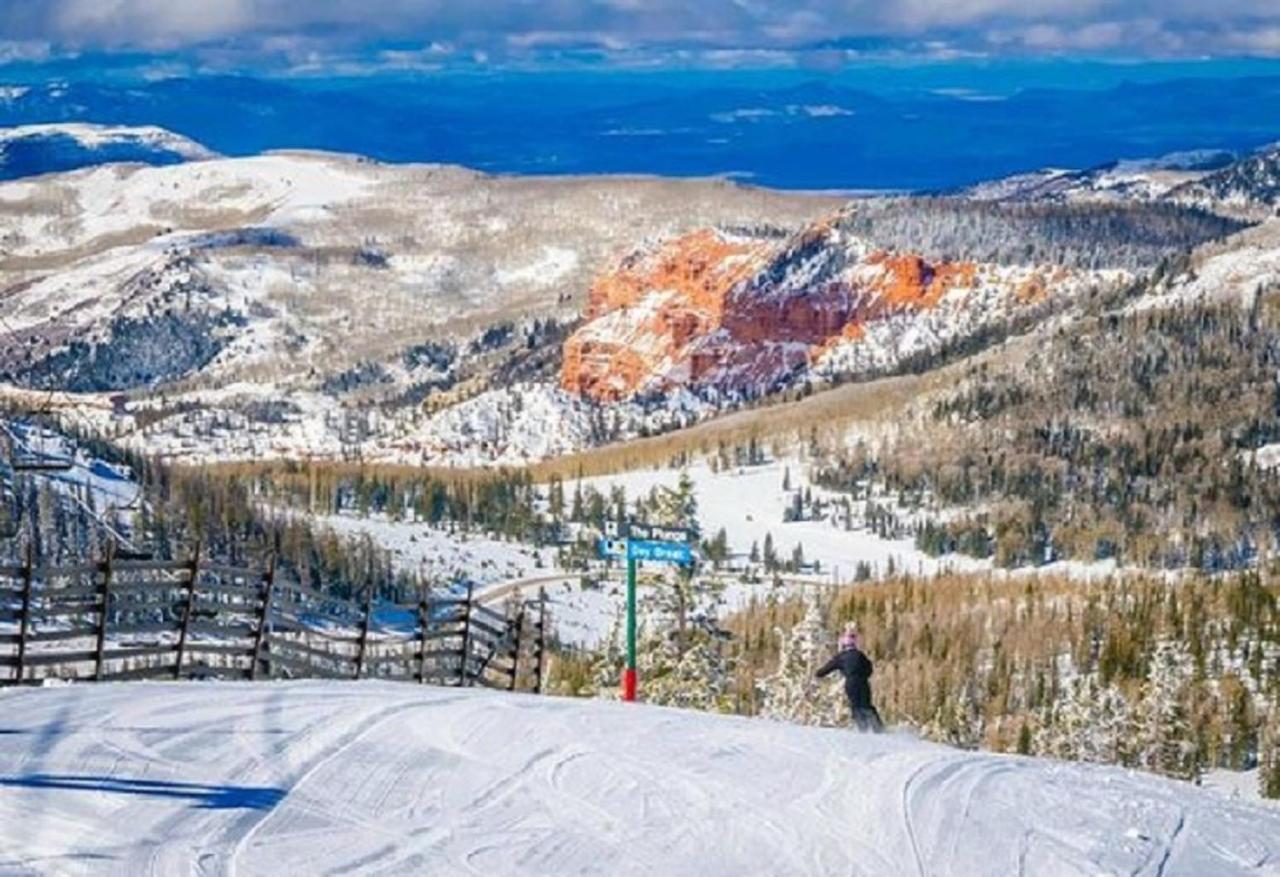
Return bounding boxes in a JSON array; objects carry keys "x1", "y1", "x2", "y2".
[{"x1": 816, "y1": 624, "x2": 884, "y2": 732}]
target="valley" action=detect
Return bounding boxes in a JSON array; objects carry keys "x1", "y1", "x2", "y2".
[{"x1": 5, "y1": 123, "x2": 1280, "y2": 804}]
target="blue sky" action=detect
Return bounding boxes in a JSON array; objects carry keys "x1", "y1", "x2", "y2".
[{"x1": 2, "y1": 0, "x2": 1280, "y2": 76}]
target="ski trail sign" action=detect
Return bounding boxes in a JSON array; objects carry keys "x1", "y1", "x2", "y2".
[
  {"x1": 597, "y1": 526, "x2": 697, "y2": 702},
  {"x1": 626, "y1": 539, "x2": 693, "y2": 564}
]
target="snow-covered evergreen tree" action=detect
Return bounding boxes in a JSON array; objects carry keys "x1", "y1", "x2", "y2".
[
  {"x1": 1260, "y1": 704, "x2": 1280, "y2": 800},
  {"x1": 1044, "y1": 677, "x2": 1132, "y2": 764},
  {"x1": 927, "y1": 684, "x2": 982, "y2": 749},
  {"x1": 643, "y1": 633, "x2": 734, "y2": 712},
  {"x1": 758, "y1": 590, "x2": 843, "y2": 726},
  {"x1": 590, "y1": 609, "x2": 627, "y2": 699},
  {"x1": 592, "y1": 569, "x2": 732, "y2": 711},
  {"x1": 1135, "y1": 640, "x2": 1198, "y2": 780}
]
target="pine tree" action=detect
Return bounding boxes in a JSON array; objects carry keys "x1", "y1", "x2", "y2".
[
  {"x1": 1136, "y1": 641, "x2": 1198, "y2": 780},
  {"x1": 643, "y1": 634, "x2": 734, "y2": 712},
  {"x1": 1260, "y1": 705, "x2": 1280, "y2": 800},
  {"x1": 1046, "y1": 677, "x2": 1132, "y2": 764},
  {"x1": 570, "y1": 482, "x2": 584, "y2": 522},
  {"x1": 631, "y1": 569, "x2": 732, "y2": 711},
  {"x1": 763, "y1": 532, "x2": 777, "y2": 570},
  {"x1": 548, "y1": 476, "x2": 565, "y2": 523},
  {"x1": 758, "y1": 590, "x2": 843, "y2": 726},
  {"x1": 1016, "y1": 721, "x2": 1033, "y2": 755},
  {"x1": 928, "y1": 684, "x2": 982, "y2": 749},
  {"x1": 655, "y1": 472, "x2": 699, "y2": 537},
  {"x1": 591, "y1": 610, "x2": 627, "y2": 699}
]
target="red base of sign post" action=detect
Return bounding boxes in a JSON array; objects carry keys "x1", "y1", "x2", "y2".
[{"x1": 622, "y1": 668, "x2": 637, "y2": 702}]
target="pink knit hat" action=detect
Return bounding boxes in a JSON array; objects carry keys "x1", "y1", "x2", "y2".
[{"x1": 839, "y1": 624, "x2": 859, "y2": 650}]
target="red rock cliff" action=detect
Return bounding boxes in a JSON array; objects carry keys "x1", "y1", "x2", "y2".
[{"x1": 561, "y1": 225, "x2": 994, "y2": 401}]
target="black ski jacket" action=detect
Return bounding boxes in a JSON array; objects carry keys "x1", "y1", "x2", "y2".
[{"x1": 816, "y1": 648, "x2": 874, "y2": 708}]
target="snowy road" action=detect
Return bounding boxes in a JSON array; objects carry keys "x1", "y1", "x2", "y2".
[{"x1": 0, "y1": 682, "x2": 1277, "y2": 876}]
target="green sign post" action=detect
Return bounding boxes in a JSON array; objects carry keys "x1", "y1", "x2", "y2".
[
  {"x1": 624, "y1": 553, "x2": 638, "y2": 701},
  {"x1": 599, "y1": 528, "x2": 695, "y2": 702}
]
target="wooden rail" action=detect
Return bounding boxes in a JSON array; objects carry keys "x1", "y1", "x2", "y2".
[{"x1": 0, "y1": 547, "x2": 549, "y2": 691}]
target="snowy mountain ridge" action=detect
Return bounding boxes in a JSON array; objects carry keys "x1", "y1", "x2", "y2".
[
  {"x1": 1167, "y1": 143, "x2": 1280, "y2": 214},
  {"x1": 964, "y1": 141, "x2": 1280, "y2": 217},
  {"x1": 0, "y1": 148, "x2": 838, "y2": 465},
  {"x1": 957, "y1": 146, "x2": 1233, "y2": 203},
  {"x1": 0, "y1": 122, "x2": 216, "y2": 180}
]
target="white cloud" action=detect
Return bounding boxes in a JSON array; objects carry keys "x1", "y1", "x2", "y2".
[
  {"x1": 711, "y1": 107, "x2": 778, "y2": 123},
  {"x1": 0, "y1": 40, "x2": 53, "y2": 64},
  {"x1": 2, "y1": 0, "x2": 1280, "y2": 60},
  {"x1": 53, "y1": 0, "x2": 256, "y2": 47},
  {"x1": 931, "y1": 87, "x2": 1006, "y2": 102},
  {"x1": 792, "y1": 104, "x2": 855, "y2": 117}
]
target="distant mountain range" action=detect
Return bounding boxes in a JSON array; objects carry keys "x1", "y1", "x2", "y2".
[{"x1": 3, "y1": 71, "x2": 1280, "y2": 189}]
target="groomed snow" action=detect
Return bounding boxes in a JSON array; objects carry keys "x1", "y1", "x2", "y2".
[{"x1": 0, "y1": 682, "x2": 1276, "y2": 876}]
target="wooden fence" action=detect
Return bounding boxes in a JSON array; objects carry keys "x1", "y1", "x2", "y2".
[{"x1": 0, "y1": 546, "x2": 548, "y2": 691}]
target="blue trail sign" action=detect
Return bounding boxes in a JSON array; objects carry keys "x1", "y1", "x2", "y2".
[{"x1": 626, "y1": 539, "x2": 694, "y2": 565}]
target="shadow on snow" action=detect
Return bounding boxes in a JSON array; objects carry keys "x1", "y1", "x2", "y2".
[{"x1": 0, "y1": 774, "x2": 286, "y2": 810}]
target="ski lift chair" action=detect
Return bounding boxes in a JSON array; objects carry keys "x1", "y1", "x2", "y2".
[
  {"x1": 3, "y1": 429, "x2": 74, "y2": 473},
  {"x1": 10, "y1": 453, "x2": 75, "y2": 473}
]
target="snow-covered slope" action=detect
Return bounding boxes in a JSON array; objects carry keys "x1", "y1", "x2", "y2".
[
  {"x1": 960, "y1": 148, "x2": 1234, "y2": 204},
  {"x1": 0, "y1": 681, "x2": 1275, "y2": 875},
  {"x1": 965, "y1": 143, "x2": 1280, "y2": 217},
  {"x1": 1167, "y1": 143, "x2": 1280, "y2": 214},
  {"x1": 0, "y1": 123, "x2": 215, "y2": 180},
  {"x1": 1132, "y1": 218, "x2": 1280, "y2": 312}
]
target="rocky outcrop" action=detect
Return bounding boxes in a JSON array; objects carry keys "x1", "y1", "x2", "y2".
[
  {"x1": 561, "y1": 219, "x2": 1061, "y2": 402},
  {"x1": 560, "y1": 229, "x2": 773, "y2": 400}
]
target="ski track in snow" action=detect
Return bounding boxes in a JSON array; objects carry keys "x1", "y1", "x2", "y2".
[{"x1": 1, "y1": 682, "x2": 1278, "y2": 876}]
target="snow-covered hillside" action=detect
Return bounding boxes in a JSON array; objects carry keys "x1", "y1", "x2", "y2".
[
  {"x1": 0, "y1": 123, "x2": 215, "y2": 180},
  {"x1": 959, "y1": 148, "x2": 1233, "y2": 204},
  {"x1": 0, "y1": 681, "x2": 1275, "y2": 875},
  {"x1": 964, "y1": 142, "x2": 1280, "y2": 217},
  {"x1": 1131, "y1": 218, "x2": 1280, "y2": 312},
  {"x1": 0, "y1": 137, "x2": 1267, "y2": 469},
  {"x1": 1168, "y1": 144, "x2": 1280, "y2": 214},
  {"x1": 0, "y1": 151, "x2": 834, "y2": 465},
  {"x1": 582, "y1": 459, "x2": 981, "y2": 581}
]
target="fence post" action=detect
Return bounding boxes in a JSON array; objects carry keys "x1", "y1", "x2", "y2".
[
  {"x1": 507, "y1": 608, "x2": 525, "y2": 692},
  {"x1": 15, "y1": 543, "x2": 34, "y2": 684},
  {"x1": 174, "y1": 542, "x2": 201, "y2": 679},
  {"x1": 533, "y1": 587, "x2": 547, "y2": 694},
  {"x1": 355, "y1": 584, "x2": 373, "y2": 680},
  {"x1": 458, "y1": 582, "x2": 474, "y2": 687},
  {"x1": 417, "y1": 590, "x2": 430, "y2": 684},
  {"x1": 94, "y1": 541, "x2": 115, "y2": 682},
  {"x1": 250, "y1": 555, "x2": 276, "y2": 681}
]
